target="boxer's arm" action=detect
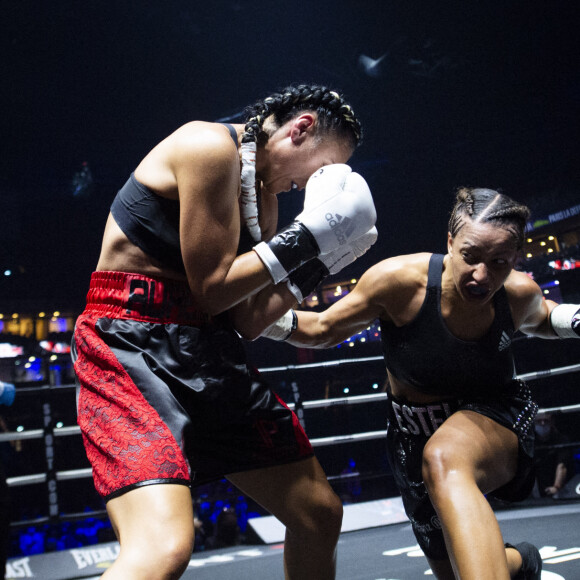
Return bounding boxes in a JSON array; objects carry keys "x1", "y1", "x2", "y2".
[
  {"x1": 228, "y1": 283, "x2": 299, "y2": 340},
  {"x1": 232, "y1": 237, "x2": 381, "y2": 341},
  {"x1": 173, "y1": 125, "x2": 273, "y2": 315},
  {"x1": 507, "y1": 270, "x2": 559, "y2": 338},
  {"x1": 284, "y1": 262, "x2": 388, "y2": 348}
]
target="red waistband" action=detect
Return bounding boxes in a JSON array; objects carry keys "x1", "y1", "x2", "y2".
[{"x1": 83, "y1": 271, "x2": 212, "y2": 325}]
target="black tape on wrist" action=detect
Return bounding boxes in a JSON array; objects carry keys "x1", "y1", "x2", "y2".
[
  {"x1": 267, "y1": 222, "x2": 320, "y2": 275},
  {"x1": 287, "y1": 258, "x2": 329, "y2": 301},
  {"x1": 290, "y1": 309, "x2": 298, "y2": 334}
]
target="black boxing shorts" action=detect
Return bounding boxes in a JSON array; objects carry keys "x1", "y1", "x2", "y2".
[
  {"x1": 385, "y1": 381, "x2": 537, "y2": 561},
  {"x1": 72, "y1": 271, "x2": 313, "y2": 501}
]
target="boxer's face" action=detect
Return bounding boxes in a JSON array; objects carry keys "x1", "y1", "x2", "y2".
[
  {"x1": 257, "y1": 115, "x2": 353, "y2": 195},
  {"x1": 447, "y1": 219, "x2": 518, "y2": 305}
]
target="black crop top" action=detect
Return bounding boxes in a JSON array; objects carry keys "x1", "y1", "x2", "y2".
[
  {"x1": 110, "y1": 123, "x2": 240, "y2": 273},
  {"x1": 380, "y1": 253, "x2": 517, "y2": 398}
]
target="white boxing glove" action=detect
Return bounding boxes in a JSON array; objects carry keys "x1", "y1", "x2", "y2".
[
  {"x1": 319, "y1": 226, "x2": 378, "y2": 274},
  {"x1": 302, "y1": 164, "x2": 353, "y2": 211},
  {"x1": 295, "y1": 169, "x2": 376, "y2": 255},
  {"x1": 253, "y1": 165, "x2": 376, "y2": 284}
]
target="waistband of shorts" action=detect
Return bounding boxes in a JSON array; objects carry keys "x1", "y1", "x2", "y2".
[
  {"x1": 83, "y1": 271, "x2": 212, "y2": 325},
  {"x1": 386, "y1": 389, "x2": 459, "y2": 438}
]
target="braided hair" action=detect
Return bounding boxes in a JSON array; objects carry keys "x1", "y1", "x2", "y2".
[
  {"x1": 448, "y1": 187, "x2": 531, "y2": 249},
  {"x1": 239, "y1": 84, "x2": 362, "y2": 241}
]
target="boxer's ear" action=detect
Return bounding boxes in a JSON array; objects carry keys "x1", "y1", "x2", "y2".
[{"x1": 290, "y1": 114, "x2": 316, "y2": 145}]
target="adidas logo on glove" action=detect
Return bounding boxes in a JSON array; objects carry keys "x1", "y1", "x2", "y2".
[{"x1": 325, "y1": 213, "x2": 356, "y2": 246}]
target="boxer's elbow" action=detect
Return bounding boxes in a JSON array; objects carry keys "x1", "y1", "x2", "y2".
[{"x1": 227, "y1": 303, "x2": 269, "y2": 341}]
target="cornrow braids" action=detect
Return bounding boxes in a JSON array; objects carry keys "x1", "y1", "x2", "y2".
[
  {"x1": 239, "y1": 84, "x2": 362, "y2": 241},
  {"x1": 448, "y1": 187, "x2": 531, "y2": 249},
  {"x1": 242, "y1": 84, "x2": 362, "y2": 146}
]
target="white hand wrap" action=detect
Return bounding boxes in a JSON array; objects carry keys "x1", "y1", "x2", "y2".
[
  {"x1": 240, "y1": 141, "x2": 261, "y2": 242},
  {"x1": 550, "y1": 303, "x2": 580, "y2": 339},
  {"x1": 260, "y1": 310, "x2": 297, "y2": 341}
]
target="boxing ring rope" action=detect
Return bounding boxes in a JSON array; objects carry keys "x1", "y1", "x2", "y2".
[{"x1": 1, "y1": 358, "x2": 579, "y2": 528}]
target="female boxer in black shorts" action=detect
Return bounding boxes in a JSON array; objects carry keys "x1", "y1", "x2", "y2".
[
  {"x1": 275, "y1": 188, "x2": 579, "y2": 579},
  {"x1": 72, "y1": 84, "x2": 377, "y2": 579}
]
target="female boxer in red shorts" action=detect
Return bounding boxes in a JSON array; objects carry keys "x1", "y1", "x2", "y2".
[
  {"x1": 270, "y1": 187, "x2": 580, "y2": 579},
  {"x1": 72, "y1": 84, "x2": 377, "y2": 579}
]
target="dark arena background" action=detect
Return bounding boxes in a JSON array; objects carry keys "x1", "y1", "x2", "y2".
[{"x1": 1, "y1": 1, "x2": 579, "y2": 578}]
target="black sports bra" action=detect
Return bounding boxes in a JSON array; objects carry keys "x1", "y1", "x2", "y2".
[
  {"x1": 380, "y1": 254, "x2": 517, "y2": 397},
  {"x1": 110, "y1": 123, "x2": 239, "y2": 273}
]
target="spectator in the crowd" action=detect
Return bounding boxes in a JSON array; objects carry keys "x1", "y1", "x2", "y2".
[{"x1": 532, "y1": 413, "x2": 576, "y2": 497}]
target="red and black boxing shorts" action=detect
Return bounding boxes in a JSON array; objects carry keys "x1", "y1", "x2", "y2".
[{"x1": 72, "y1": 271, "x2": 313, "y2": 501}]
